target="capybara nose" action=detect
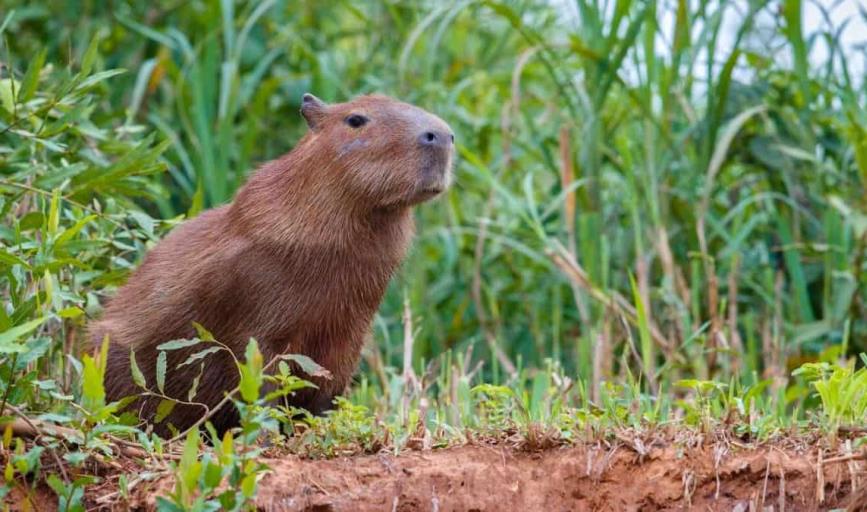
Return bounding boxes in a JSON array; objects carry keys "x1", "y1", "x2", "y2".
[{"x1": 418, "y1": 130, "x2": 454, "y2": 148}]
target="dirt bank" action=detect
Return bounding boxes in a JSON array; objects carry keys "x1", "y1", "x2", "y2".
[
  {"x1": 6, "y1": 437, "x2": 865, "y2": 511},
  {"x1": 130, "y1": 441, "x2": 863, "y2": 511}
]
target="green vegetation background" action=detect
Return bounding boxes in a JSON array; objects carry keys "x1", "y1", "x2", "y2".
[{"x1": 1, "y1": 0, "x2": 866, "y2": 439}]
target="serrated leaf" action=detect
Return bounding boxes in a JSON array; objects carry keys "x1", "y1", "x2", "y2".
[
  {"x1": 178, "y1": 346, "x2": 222, "y2": 368},
  {"x1": 62, "y1": 451, "x2": 87, "y2": 466},
  {"x1": 156, "y1": 351, "x2": 167, "y2": 394},
  {"x1": 188, "y1": 363, "x2": 204, "y2": 402},
  {"x1": 156, "y1": 338, "x2": 201, "y2": 351},
  {"x1": 129, "y1": 350, "x2": 146, "y2": 389}
]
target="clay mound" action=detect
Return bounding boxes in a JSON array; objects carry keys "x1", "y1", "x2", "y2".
[{"x1": 217, "y1": 443, "x2": 860, "y2": 511}]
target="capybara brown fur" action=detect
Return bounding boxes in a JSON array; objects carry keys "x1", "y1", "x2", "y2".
[{"x1": 90, "y1": 93, "x2": 454, "y2": 436}]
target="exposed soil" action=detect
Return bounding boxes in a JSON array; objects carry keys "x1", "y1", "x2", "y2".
[
  {"x1": 135, "y1": 440, "x2": 862, "y2": 511},
  {"x1": 6, "y1": 438, "x2": 867, "y2": 511}
]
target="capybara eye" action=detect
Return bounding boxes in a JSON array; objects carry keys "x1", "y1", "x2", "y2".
[{"x1": 345, "y1": 114, "x2": 368, "y2": 128}]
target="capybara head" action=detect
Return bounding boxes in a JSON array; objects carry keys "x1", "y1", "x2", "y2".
[{"x1": 299, "y1": 93, "x2": 454, "y2": 208}]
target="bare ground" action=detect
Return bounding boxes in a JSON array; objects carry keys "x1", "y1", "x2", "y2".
[
  {"x1": 140, "y1": 439, "x2": 864, "y2": 511},
  {"x1": 6, "y1": 436, "x2": 867, "y2": 511}
]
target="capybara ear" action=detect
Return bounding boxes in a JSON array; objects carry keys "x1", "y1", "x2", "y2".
[{"x1": 300, "y1": 93, "x2": 328, "y2": 130}]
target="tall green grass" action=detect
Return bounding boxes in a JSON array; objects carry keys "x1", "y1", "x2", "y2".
[{"x1": 1, "y1": 0, "x2": 865, "y2": 420}]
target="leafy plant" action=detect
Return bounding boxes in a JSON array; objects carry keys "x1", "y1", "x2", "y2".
[
  {"x1": 156, "y1": 338, "x2": 315, "y2": 511},
  {"x1": 793, "y1": 355, "x2": 867, "y2": 435}
]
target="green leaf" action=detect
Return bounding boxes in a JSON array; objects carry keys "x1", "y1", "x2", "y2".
[
  {"x1": 156, "y1": 351, "x2": 167, "y2": 394},
  {"x1": 154, "y1": 399, "x2": 176, "y2": 423},
  {"x1": 62, "y1": 451, "x2": 87, "y2": 466},
  {"x1": 80, "y1": 35, "x2": 100, "y2": 77},
  {"x1": 179, "y1": 429, "x2": 201, "y2": 495},
  {"x1": 47, "y1": 189, "x2": 60, "y2": 236},
  {"x1": 782, "y1": 0, "x2": 810, "y2": 103},
  {"x1": 54, "y1": 215, "x2": 97, "y2": 249},
  {"x1": 675, "y1": 379, "x2": 726, "y2": 394},
  {"x1": 178, "y1": 346, "x2": 222, "y2": 368},
  {"x1": 482, "y1": 1, "x2": 521, "y2": 28},
  {"x1": 0, "y1": 11, "x2": 14, "y2": 38},
  {"x1": 188, "y1": 180, "x2": 205, "y2": 218},
  {"x1": 845, "y1": 118, "x2": 867, "y2": 189},
  {"x1": 705, "y1": 105, "x2": 766, "y2": 193},
  {"x1": 0, "y1": 79, "x2": 17, "y2": 113},
  {"x1": 221, "y1": 430, "x2": 233, "y2": 460},
  {"x1": 19, "y1": 212, "x2": 44, "y2": 231},
  {"x1": 191, "y1": 322, "x2": 216, "y2": 342},
  {"x1": 75, "y1": 69, "x2": 126, "y2": 91},
  {"x1": 282, "y1": 354, "x2": 332, "y2": 380},
  {"x1": 81, "y1": 338, "x2": 108, "y2": 413},
  {"x1": 629, "y1": 273, "x2": 653, "y2": 387},
  {"x1": 0, "y1": 317, "x2": 48, "y2": 353},
  {"x1": 128, "y1": 211, "x2": 155, "y2": 236},
  {"x1": 241, "y1": 473, "x2": 256, "y2": 498},
  {"x1": 115, "y1": 15, "x2": 178, "y2": 51},
  {"x1": 0, "y1": 250, "x2": 30, "y2": 269},
  {"x1": 127, "y1": 58, "x2": 158, "y2": 123},
  {"x1": 43, "y1": 269, "x2": 54, "y2": 306},
  {"x1": 129, "y1": 350, "x2": 147, "y2": 389},
  {"x1": 45, "y1": 474, "x2": 67, "y2": 497},
  {"x1": 188, "y1": 364, "x2": 204, "y2": 401},
  {"x1": 238, "y1": 339, "x2": 263, "y2": 403},
  {"x1": 156, "y1": 338, "x2": 202, "y2": 351},
  {"x1": 57, "y1": 307, "x2": 84, "y2": 319},
  {"x1": 19, "y1": 48, "x2": 46, "y2": 103},
  {"x1": 203, "y1": 460, "x2": 222, "y2": 490}
]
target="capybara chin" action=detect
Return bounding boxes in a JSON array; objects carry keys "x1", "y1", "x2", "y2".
[{"x1": 90, "y1": 93, "x2": 454, "y2": 436}]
